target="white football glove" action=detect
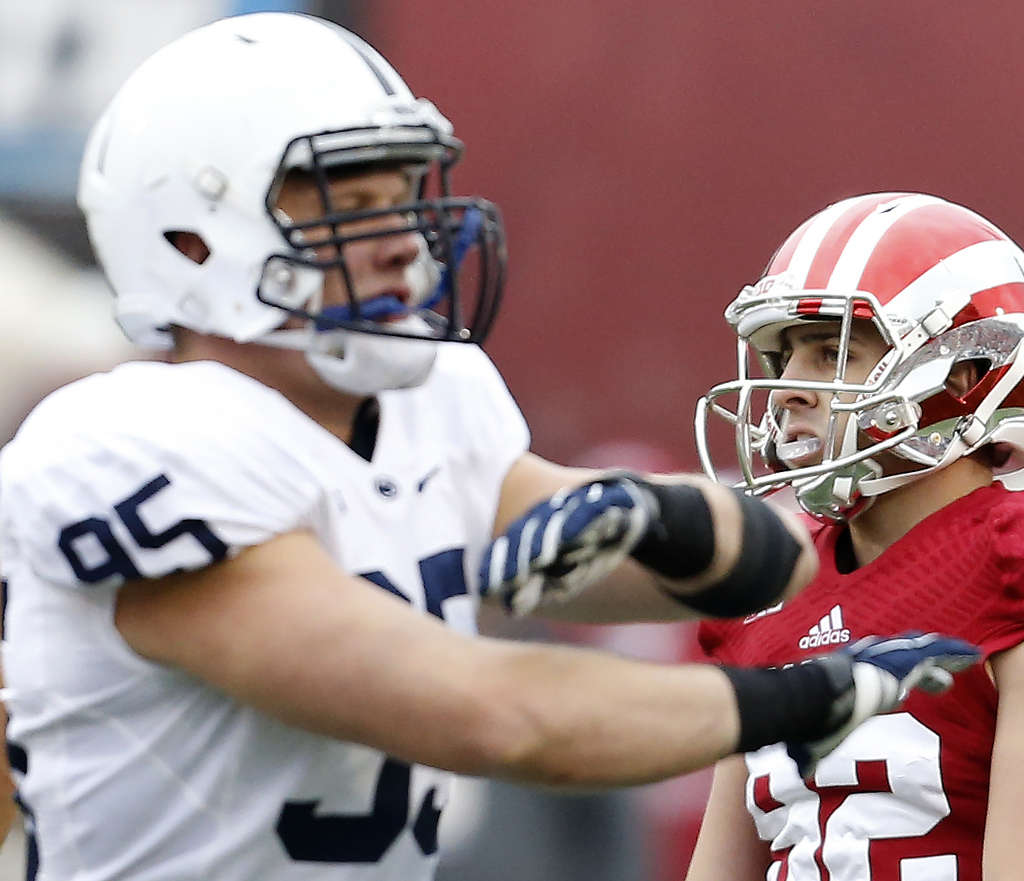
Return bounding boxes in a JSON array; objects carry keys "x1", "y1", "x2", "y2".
[
  {"x1": 787, "y1": 632, "x2": 980, "y2": 777},
  {"x1": 479, "y1": 476, "x2": 656, "y2": 616}
]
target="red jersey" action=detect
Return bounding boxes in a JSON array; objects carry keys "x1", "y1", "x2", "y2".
[{"x1": 698, "y1": 483, "x2": 1024, "y2": 881}]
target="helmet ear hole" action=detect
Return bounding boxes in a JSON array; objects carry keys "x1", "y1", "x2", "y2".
[
  {"x1": 164, "y1": 231, "x2": 211, "y2": 265},
  {"x1": 945, "y1": 358, "x2": 988, "y2": 401}
]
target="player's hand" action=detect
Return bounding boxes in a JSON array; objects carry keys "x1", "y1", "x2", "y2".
[
  {"x1": 479, "y1": 475, "x2": 656, "y2": 616},
  {"x1": 787, "y1": 632, "x2": 980, "y2": 778}
]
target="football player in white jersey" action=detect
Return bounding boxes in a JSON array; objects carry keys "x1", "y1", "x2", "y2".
[{"x1": 0, "y1": 14, "x2": 978, "y2": 881}]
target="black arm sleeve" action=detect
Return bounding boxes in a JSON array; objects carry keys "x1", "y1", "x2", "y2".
[{"x1": 628, "y1": 480, "x2": 803, "y2": 618}]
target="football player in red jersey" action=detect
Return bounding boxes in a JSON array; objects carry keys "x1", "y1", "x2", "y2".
[{"x1": 689, "y1": 192, "x2": 1024, "y2": 881}]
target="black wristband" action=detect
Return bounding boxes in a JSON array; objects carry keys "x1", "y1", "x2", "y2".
[
  {"x1": 721, "y1": 655, "x2": 855, "y2": 753},
  {"x1": 666, "y1": 490, "x2": 803, "y2": 618},
  {"x1": 629, "y1": 481, "x2": 716, "y2": 579}
]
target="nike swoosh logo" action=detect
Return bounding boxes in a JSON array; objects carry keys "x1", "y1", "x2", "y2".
[{"x1": 417, "y1": 466, "x2": 441, "y2": 493}]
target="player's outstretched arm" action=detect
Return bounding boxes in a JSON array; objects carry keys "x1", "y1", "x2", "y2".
[
  {"x1": 481, "y1": 452, "x2": 817, "y2": 622},
  {"x1": 115, "y1": 530, "x2": 741, "y2": 783},
  {"x1": 115, "y1": 534, "x2": 977, "y2": 787}
]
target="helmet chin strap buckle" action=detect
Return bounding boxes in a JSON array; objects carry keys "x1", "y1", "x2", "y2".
[
  {"x1": 920, "y1": 304, "x2": 955, "y2": 336},
  {"x1": 831, "y1": 475, "x2": 856, "y2": 506},
  {"x1": 830, "y1": 457, "x2": 883, "y2": 506},
  {"x1": 956, "y1": 413, "x2": 989, "y2": 447},
  {"x1": 793, "y1": 459, "x2": 883, "y2": 522}
]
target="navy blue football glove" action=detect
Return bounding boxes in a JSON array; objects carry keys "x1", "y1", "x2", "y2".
[
  {"x1": 479, "y1": 476, "x2": 656, "y2": 616},
  {"x1": 787, "y1": 632, "x2": 980, "y2": 778}
]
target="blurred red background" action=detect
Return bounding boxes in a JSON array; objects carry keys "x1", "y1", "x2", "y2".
[{"x1": 367, "y1": 0, "x2": 1024, "y2": 473}]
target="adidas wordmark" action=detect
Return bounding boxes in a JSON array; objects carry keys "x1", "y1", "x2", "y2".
[{"x1": 799, "y1": 604, "x2": 850, "y2": 649}]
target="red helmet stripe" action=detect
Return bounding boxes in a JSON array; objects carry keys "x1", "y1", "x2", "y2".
[
  {"x1": 971, "y1": 282, "x2": 1024, "y2": 320},
  {"x1": 803, "y1": 194, "x2": 899, "y2": 290},
  {"x1": 858, "y1": 203, "x2": 1003, "y2": 301},
  {"x1": 795, "y1": 298, "x2": 823, "y2": 315},
  {"x1": 780, "y1": 198, "x2": 875, "y2": 288}
]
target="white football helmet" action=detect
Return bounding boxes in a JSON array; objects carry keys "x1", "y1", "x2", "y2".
[
  {"x1": 697, "y1": 192, "x2": 1024, "y2": 521},
  {"x1": 78, "y1": 13, "x2": 505, "y2": 395}
]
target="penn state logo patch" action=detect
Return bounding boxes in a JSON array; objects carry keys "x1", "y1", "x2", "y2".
[{"x1": 374, "y1": 476, "x2": 399, "y2": 499}]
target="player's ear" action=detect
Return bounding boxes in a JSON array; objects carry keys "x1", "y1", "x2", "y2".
[{"x1": 945, "y1": 359, "x2": 983, "y2": 400}]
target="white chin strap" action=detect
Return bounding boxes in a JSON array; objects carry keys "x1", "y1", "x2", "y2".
[
  {"x1": 307, "y1": 323, "x2": 438, "y2": 395},
  {"x1": 259, "y1": 314, "x2": 439, "y2": 396}
]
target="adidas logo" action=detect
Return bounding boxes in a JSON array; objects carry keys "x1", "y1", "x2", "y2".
[{"x1": 798, "y1": 604, "x2": 850, "y2": 650}]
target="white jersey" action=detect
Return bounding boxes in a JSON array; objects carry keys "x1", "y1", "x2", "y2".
[{"x1": 0, "y1": 344, "x2": 529, "y2": 881}]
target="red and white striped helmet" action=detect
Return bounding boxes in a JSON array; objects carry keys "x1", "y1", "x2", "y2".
[{"x1": 696, "y1": 192, "x2": 1024, "y2": 520}]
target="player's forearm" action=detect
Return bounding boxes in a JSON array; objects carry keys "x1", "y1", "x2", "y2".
[
  {"x1": 114, "y1": 545, "x2": 737, "y2": 785},
  {"x1": 399, "y1": 633, "x2": 949, "y2": 787},
  {"x1": 461, "y1": 640, "x2": 740, "y2": 786},
  {"x1": 486, "y1": 467, "x2": 818, "y2": 625},
  {"x1": 210, "y1": 612, "x2": 741, "y2": 786},
  {"x1": 238, "y1": 627, "x2": 742, "y2": 787}
]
